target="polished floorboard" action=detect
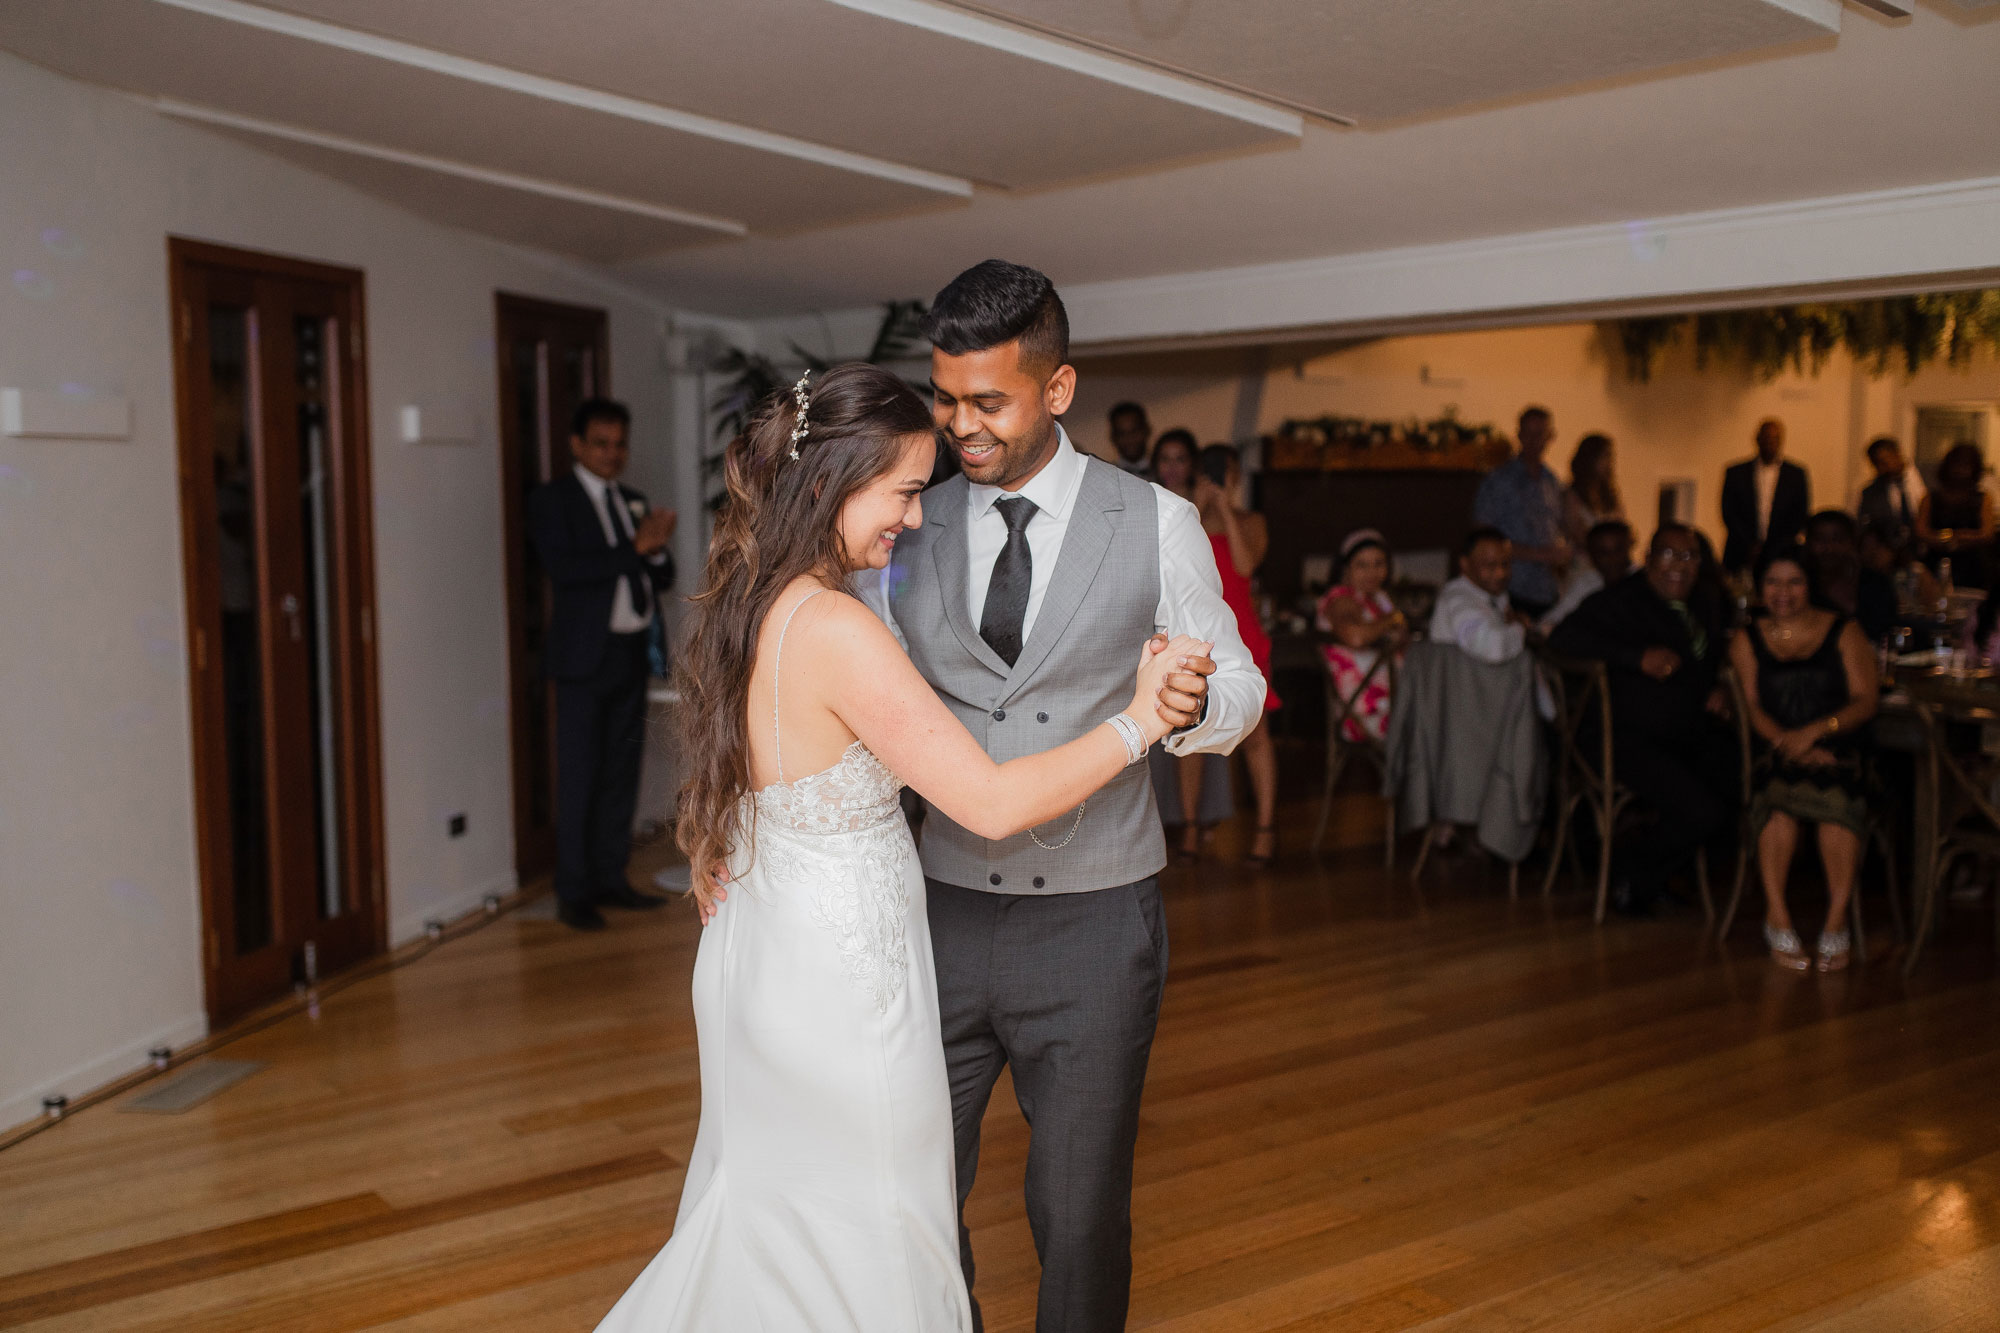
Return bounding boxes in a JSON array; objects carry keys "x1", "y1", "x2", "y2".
[{"x1": 4, "y1": 794, "x2": 1998, "y2": 1331}]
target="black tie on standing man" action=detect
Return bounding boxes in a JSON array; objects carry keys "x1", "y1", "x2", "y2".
[{"x1": 529, "y1": 398, "x2": 677, "y2": 931}]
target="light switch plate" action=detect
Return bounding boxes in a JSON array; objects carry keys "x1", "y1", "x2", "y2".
[{"x1": 1, "y1": 388, "x2": 133, "y2": 440}]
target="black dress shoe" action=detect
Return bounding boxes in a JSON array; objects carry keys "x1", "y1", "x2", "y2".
[
  {"x1": 557, "y1": 901, "x2": 609, "y2": 931},
  {"x1": 598, "y1": 884, "x2": 669, "y2": 911}
]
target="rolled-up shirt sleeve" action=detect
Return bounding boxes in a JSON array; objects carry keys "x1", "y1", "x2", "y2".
[{"x1": 1154, "y1": 488, "x2": 1263, "y2": 756}]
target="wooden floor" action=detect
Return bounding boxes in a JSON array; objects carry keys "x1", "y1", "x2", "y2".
[{"x1": 5, "y1": 794, "x2": 1999, "y2": 1331}]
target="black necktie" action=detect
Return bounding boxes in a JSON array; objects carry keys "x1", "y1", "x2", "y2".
[
  {"x1": 980, "y1": 496, "x2": 1037, "y2": 666},
  {"x1": 605, "y1": 485, "x2": 652, "y2": 621}
]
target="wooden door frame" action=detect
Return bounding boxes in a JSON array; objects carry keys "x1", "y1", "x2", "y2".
[
  {"x1": 494, "y1": 292, "x2": 611, "y2": 885},
  {"x1": 168, "y1": 236, "x2": 387, "y2": 1024}
]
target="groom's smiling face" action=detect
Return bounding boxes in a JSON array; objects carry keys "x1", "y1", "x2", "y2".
[{"x1": 930, "y1": 340, "x2": 1075, "y2": 492}]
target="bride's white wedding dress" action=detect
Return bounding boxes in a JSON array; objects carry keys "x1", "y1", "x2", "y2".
[{"x1": 596, "y1": 590, "x2": 972, "y2": 1333}]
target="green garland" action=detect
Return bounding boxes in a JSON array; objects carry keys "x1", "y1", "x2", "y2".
[{"x1": 1616, "y1": 290, "x2": 2000, "y2": 382}]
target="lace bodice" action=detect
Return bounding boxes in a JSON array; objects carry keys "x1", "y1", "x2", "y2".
[
  {"x1": 753, "y1": 740, "x2": 905, "y2": 835},
  {"x1": 740, "y1": 590, "x2": 914, "y2": 1012}
]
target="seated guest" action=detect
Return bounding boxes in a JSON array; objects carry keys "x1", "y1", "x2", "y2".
[
  {"x1": 1549, "y1": 523, "x2": 1735, "y2": 917},
  {"x1": 1541, "y1": 519, "x2": 1636, "y2": 632},
  {"x1": 1317, "y1": 528, "x2": 1408, "y2": 741},
  {"x1": 1855, "y1": 435, "x2": 1924, "y2": 551},
  {"x1": 1728, "y1": 548, "x2": 1879, "y2": 971},
  {"x1": 1432, "y1": 527, "x2": 1535, "y2": 663},
  {"x1": 1860, "y1": 526, "x2": 1938, "y2": 619},
  {"x1": 1916, "y1": 441, "x2": 1995, "y2": 590},
  {"x1": 1805, "y1": 509, "x2": 1897, "y2": 641}
]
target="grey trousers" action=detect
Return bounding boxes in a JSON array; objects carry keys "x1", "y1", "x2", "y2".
[{"x1": 928, "y1": 875, "x2": 1169, "y2": 1333}]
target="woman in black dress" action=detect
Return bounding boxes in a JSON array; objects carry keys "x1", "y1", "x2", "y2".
[
  {"x1": 1916, "y1": 441, "x2": 1995, "y2": 590},
  {"x1": 1728, "y1": 549, "x2": 1880, "y2": 972}
]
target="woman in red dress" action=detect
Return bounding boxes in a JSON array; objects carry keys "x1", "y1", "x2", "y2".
[{"x1": 1193, "y1": 444, "x2": 1281, "y2": 866}]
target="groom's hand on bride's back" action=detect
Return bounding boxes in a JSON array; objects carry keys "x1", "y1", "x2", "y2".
[{"x1": 1145, "y1": 633, "x2": 1215, "y2": 730}]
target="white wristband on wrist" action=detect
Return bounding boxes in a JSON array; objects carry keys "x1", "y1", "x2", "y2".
[{"x1": 1107, "y1": 712, "x2": 1149, "y2": 765}]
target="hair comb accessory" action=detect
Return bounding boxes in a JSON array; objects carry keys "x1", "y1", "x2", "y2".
[
  {"x1": 1340, "y1": 527, "x2": 1386, "y2": 559},
  {"x1": 786, "y1": 370, "x2": 813, "y2": 460}
]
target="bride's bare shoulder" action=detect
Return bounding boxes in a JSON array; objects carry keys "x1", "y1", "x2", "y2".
[{"x1": 766, "y1": 584, "x2": 899, "y2": 654}]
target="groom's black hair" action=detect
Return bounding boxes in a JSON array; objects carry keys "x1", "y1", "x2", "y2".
[{"x1": 922, "y1": 259, "x2": 1069, "y2": 379}]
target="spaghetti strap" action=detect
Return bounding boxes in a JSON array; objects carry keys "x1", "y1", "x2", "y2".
[{"x1": 771, "y1": 588, "x2": 829, "y2": 783}]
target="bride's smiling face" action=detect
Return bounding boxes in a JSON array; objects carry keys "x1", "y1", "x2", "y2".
[{"x1": 838, "y1": 432, "x2": 937, "y2": 571}]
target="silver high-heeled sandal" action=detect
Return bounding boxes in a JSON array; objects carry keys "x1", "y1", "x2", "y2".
[
  {"x1": 1765, "y1": 923, "x2": 1810, "y2": 971},
  {"x1": 1816, "y1": 929, "x2": 1852, "y2": 973}
]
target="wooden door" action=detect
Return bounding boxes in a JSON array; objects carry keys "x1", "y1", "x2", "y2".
[
  {"x1": 170, "y1": 239, "x2": 385, "y2": 1026},
  {"x1": 495, "y1": 294, "x2": 610, "y2": 884}
]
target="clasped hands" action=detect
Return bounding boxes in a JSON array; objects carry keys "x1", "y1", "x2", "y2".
[
  {"x1": 633, "y1": 507, "x2": 678, "y2": 555},
  {"x1": 1145, "y1": 632, "x2": 1216, "y2": 731}
]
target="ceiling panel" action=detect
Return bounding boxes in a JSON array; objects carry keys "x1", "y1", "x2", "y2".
[
  {"x1": 0, "y1": 0, "x2": 960, "y2": 234},
  {"x1": 203, "y1": 126, "x2": 730, "y2": 261},
  {"x1": 252, "y1": 0, "x2": 1298, "y2": 188},
  {"x1": 944, "y1": 0, "x2": 1841, "y2": 122}
]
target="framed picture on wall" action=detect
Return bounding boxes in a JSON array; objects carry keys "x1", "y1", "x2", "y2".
[
  {"x1": 1657, "y1": 478, "x2": 1696, "y2": 528},
  {"x1": 1913, "y1": 403, "x2": 1996, "y2": 486}
]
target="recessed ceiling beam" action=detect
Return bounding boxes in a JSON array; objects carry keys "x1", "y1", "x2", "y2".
[
  {"x1": 824, "y1": 0, "x2": 1303, "y2": 136},
  {"x1": 145, "y1": 95, "x2": 751, "y2": 234},
  {"x1": 146, "y1": 0, "x2": 975, "y2": 197}
]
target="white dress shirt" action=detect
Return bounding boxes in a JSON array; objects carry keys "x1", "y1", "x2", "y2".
[
  {"x1": 1850, "y1": 467, "x2": 1926, "y2": 515},
  {"x1": 1431, "y1": 576, "x2": 1526, "y2": 664},
  {"x1": 573, "y1": 464, "x2": 661, "y2": 634},
  {"x1": 866, "y1": 428, "x2": 1263, "y2": 756},
  {"x1": 1755, "y1": 458, "x2": 1781, "y2": 537}
]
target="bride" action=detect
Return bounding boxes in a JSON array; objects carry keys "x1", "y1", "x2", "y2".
[{"x1": 594, "y1": 363, "x2": 1201, "y2": 1332}]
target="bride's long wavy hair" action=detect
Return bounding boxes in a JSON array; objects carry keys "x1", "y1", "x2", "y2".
[{"x1": 674, "y1": 362, "x2": 935, "y2": 884}]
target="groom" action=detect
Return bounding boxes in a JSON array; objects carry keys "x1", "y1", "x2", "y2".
[{"x1": 881, "y1": 260, "x2": 1262, "y2": 1331}]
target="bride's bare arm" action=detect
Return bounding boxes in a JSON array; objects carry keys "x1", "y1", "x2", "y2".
[{"x1": 809, "y1": 595, "x2": 1193, "y2": 839}]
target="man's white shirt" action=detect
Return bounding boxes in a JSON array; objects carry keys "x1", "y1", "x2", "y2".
[
  {"x1": 573, "y1": 464, "x2": 662, "y2": 634},
  {"x1": 1755, "y1": 457, "x2": 1782, "y2": 537},
  {"x1": 1432, "y1": 575, "x2": 1527, "y2": 664},
  {"x1": 861, "y1": 429, "x2": 1264, "y2": 756}
]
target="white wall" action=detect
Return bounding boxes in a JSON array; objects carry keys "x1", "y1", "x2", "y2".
[
  {"x1": 1065, "y1": 322, "x2": 2000, "y2": 555},
  {"x1": 0, "y1": 52, "x2": 686, "y2": 1127}
]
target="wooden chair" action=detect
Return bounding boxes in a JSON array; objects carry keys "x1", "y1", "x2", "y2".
[
  {"x1": 1537, "y1": 651, "x2": 1716, "y2": 925},
  {"x1": 1716, "y1": 666, "x2": 1900, "y2": 964},
  {"x1": 1538, "y1": 653, "x2": 1632, "y2": 923},
  {"x1": 1311, "y1": 645, "x2": 1396, "y2": 866},
  {"x1": 1900, "y1": 694, "x2": 1997, "y2": 977}
]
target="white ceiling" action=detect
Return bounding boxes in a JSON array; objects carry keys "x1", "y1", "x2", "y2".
[
  {"x1": 623, "y1": 3, "x2": 2000, "y2": 316},
  {"x1": 1, "y1": 0, "x2": 1994, "y2": 318},
  {"x1": 943, "y1": 0, "x2": 1840, "y2": 122}
]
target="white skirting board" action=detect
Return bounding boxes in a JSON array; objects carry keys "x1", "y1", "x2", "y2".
[
  {"x1": 388, "y1": 870, "x2": 521, "y2": 947},
  {"x1": 1, "y1": 1010, "x2": 210, "y2": 1134}
]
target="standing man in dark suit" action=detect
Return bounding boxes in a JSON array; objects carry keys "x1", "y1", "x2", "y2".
[
  {"x1": 528, "y1": 398, "x2": 677, "y2": 931},
  {"x1": 1854, "y1": 435, "x2": 1924, "y2": 552},
  {"x1": 1721, "y1": 418, "x2": 1810, "y2": 574}
]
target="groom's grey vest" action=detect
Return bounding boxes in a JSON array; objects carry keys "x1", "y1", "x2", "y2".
[{"x1": 889, "y1": 458, "x2": 1166, "y2": 895}]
